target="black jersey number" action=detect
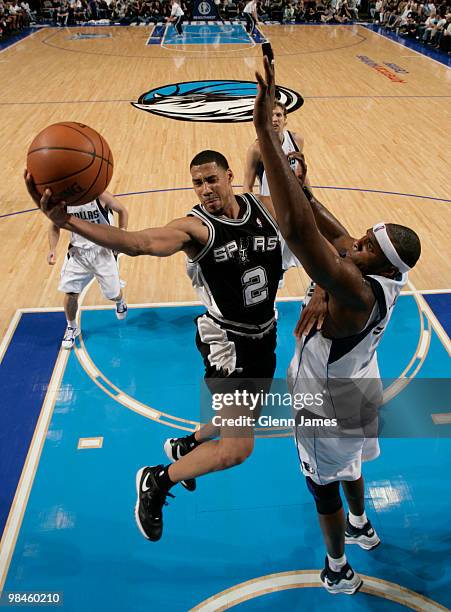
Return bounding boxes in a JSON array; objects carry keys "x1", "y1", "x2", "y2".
[{"x1": 242, "y1": 267, "x2": 268, "y2": 307}]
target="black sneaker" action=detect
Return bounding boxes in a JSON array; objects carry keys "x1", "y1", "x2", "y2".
[
  {"x1": 134, "y1": 466, "x2": 174, "y2": 541},
  {"x1": 320, "y1": 557, "x2": 363, "y2": 595},
  {"x1": 164, "y1": 436, "x2": 197, "y2": 492},
  {"x1": 345, "y1": 515, "x2": 381, "y2": 550}
]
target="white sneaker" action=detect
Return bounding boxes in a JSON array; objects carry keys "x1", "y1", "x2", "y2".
[
  {"x1": 116, "y1": 302, "x2": 128, "y2": 320},
  {"x1": 61, "y1": 326, "x2": 80, "y2": 350},
  {"x1": 320, "y1": 557, "x2": 363, "y2": 595}
]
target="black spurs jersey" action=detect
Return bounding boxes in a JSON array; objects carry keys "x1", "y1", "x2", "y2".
[{"x1": 186, "y1": 193, "x2": 282, "y2": 334}]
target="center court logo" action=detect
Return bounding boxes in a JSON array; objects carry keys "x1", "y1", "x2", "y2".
[{"x1": 132, "y1": 80, "x2": 304, "y2": 123}]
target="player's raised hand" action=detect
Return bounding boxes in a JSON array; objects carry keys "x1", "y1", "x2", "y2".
[
  {"x1": 254, "y1": 55, "x2": 275, "y2": 132},
  {"x1": 24, "y1": 170, "x2": 70, "y2": 228},
  {"x1": 287, "y1": 151, "x2": 308, "y2": 186},
  {"x1": 294, "y1": 286, "x2": 328, "y2": 338}
]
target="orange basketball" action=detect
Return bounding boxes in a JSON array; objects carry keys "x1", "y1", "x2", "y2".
[{"x1": 27, "y1": 122, "x2": 114, "y2": 206}]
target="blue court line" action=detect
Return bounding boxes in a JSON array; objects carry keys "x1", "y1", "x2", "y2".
[
  {"x1": 1, "y1": 94, "x2": 450, "y2": 107},
  {"x1": 0, "y1": 311, "x2": 66, "y2": 538},
  {"x1": 4, "y1": 184, "x2": 449, "y2": 220},
  {"x1": 0, "y1": 99, "x2": 133, "y2": 106},
  {"x1": 305, "y1": 94, "x2": 451, "y2": 99},
  {"x1": 313, "y1": 185, "x2": 451, "y2": 202}
]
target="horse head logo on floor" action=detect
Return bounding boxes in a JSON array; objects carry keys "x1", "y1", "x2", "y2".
[{"x1": 132, "y1": 80, "x2": 304, "y2": 123}]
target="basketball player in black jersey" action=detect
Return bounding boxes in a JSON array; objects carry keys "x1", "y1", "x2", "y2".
[{"x1": 26, "y1": 152, "x2": 323, "y2": 542}]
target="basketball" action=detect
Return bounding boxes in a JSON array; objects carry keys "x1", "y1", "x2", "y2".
[{"x1": 26, "y1": 122, "x2": 114, "y2": 207}]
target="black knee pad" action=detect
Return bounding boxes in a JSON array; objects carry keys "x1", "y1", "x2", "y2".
[{"x1": 306, "y1": 477, "x2": 342, "y2": 515}]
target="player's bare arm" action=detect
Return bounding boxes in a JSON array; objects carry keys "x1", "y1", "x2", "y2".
[
  {"x1": 243, "y1": 140, "x2": 261, "y2": 192},
  {"x1": 100, "y1": 191, "x2": 129, "y2": 230},
  {"x1": 26, "y1": 172, "x2": 209, "y2": 259},
  {"x1": 288, "y1": 153, "x2": 351, "y2": 250},
  {"x1": 253, "y1": 59, "x2": 375, "y2": 329}
]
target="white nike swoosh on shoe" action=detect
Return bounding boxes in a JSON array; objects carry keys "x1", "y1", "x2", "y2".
[{"x1": 142, "y1": 473, "x2": 152, "y2": 492}]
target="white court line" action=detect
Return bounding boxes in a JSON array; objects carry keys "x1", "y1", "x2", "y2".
[
  {"x1": 363, "y1": 25, "x2": 450, "y2": 70},
  {"x1": 417, "y1": 329, "x2": 430, "y2": 359},
  {"x1": 191, "y1": 570, "x2": 449, "y2": 612},
  {"x1": 3, "y1": 288, "x2": 450, "y2": 316},
  {"x1": 0, "y1": 348, "x2": 69, "y2": 589},
  {"x1": 431, "y1": 412, "x2": 451, "y2": 425},
  {"x1": 432, "y1": 413, "x2": 451, "y2": 425},
  {"x1": 145, "y1": 24, "x2": 156, "y2": 45},
  {"x1": 0, "y1": 311, "x2": 22, "y2": 364},
  {"x1": 15, "y1": 306, "x2": 65, "y2": 313}
]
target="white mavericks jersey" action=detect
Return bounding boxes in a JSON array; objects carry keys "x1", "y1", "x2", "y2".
[
  {"x1": 243, "y1": 0, "x2": 257, "y2": 12},
  {"x1": 171, "y1": 2, "x2": 184, "y2": 16},
  {"x1": 67, "y1": 198, "x2": 114, "y2": 250},
  {"x1": 288, "y1": 272, "x2": 407, "y2": 413},
  {"x1": 258, "y1": 130, "x2": 301, "y2": 271},
  {"x1": 258, "y1": 130, "x2": 299, "y2": 197}
]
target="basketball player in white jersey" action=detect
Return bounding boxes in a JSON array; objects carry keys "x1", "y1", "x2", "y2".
[
  {"x1": 253, "y1": 57, "x2": 421, "y2": 595},
  {"x1": 47, "y1": 191, "x2": 129, "y2": 349},
  {"x1": 167, "y1": 0, "x2": 184, "y2": 36},
  {"x1": 243, "y1": 0, "x2": 259, "y2": 33},
  {"x1": 244, "y1": 101, "x2": 305, "y2": 198},
  {"x1": 244, "y1": 100, "x2": 307, "y2": 274}
]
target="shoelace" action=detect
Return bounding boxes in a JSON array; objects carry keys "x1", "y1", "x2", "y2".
[{"x1": 142, "y1": 489, "x2": 175, "y2": 512}]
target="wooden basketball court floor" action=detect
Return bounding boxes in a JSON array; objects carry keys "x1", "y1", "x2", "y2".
[{"x1": 0, "y1": 22, "x2": 450, "y2": 611}]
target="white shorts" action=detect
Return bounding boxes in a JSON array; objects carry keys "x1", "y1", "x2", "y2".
[
  {"x1": 58, "y1": 246, "x2": 121, "y2": 300},
  {"x1": 295, "y1": 427, "x2": 380, "y2": 485},
  {"x1": 281, "y1": 236, "x2": 301, "y2": 271},
  {"x1": 277, "y1": 236, "x2": 301, "y2": 289}
]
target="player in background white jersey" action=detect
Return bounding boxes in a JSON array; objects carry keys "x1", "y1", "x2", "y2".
[
  {"x1": 167, "y1": 0, "x2": 184, "y2": 36},
  {"x1": 244, "y1": 100, "x2": 306, "y2": 199},
  {"x1": 254, "y1": 56, "x2": 421, "y2": 595},
  {"x1": 47, "y1": 191, "x2": 129, "y2": 349},
  {"x1": 244, "y1": 101, "x2": 310, "y2": 275},
  {"x1": 243, "y1": 0, "x2": 259, "y2": 34}
]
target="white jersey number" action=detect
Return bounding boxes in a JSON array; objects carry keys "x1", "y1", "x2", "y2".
[{"x1": 242, "y1": 266, "x2": 268, "y2": 306}]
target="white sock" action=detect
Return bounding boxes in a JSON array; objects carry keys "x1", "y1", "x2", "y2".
[
  {"x1": 349, "y1": 510, "x2": 367, "y2": 528},
  {"x1": 327, "y1": 553, "x2": 347, "y2": 573},
  {"x1": 67, "y1": 320, "x2": 77, "y2": 329}
]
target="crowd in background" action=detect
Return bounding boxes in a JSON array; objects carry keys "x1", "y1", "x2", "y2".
[
  {"x1": 1, "y1": 0, "x2": 450, "y2": 53},
  {"x1": 371, "y1": 0, "x2": 451, "y2": 51}
]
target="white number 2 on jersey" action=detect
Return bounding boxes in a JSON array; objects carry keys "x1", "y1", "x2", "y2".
[{"x1": 242, "y1": 266, "x2": 268, "y2": 307}]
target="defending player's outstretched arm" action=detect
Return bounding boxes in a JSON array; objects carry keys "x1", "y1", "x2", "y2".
[{"x1": 253, "y1": 58, "x2": 372, "y2": 310}]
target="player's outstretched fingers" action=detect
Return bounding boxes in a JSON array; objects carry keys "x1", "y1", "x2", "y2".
[
  {"x1": 317, "y1": 312, "x2": 325, "y2": 331},
  {"x1": 255, "y1": 70, "x2": 267, "y2": 92},
  {"x1": 294, "y1": 309, "x2": 314, "y2": 338},
  {"x1": 24, "y1": 170, "x2": 42, "y2": 207}
]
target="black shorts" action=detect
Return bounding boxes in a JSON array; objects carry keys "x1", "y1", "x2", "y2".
[{"x1": 195, "y1": 313, "x2": 276, "y2": 394}]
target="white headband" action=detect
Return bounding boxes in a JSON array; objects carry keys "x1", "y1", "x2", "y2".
[{"x1": 372, "y1": 222, "x2": 410, "y2": 273}]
